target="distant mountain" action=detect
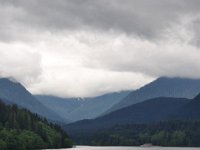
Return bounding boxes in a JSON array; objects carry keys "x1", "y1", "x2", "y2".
[
  {"x1": 36, "y1": 91, "x2": 130, "y2": 122},
  {"x1": 106, "y1": 77, "x2": 200, "y2": 114},
  {"x1": 0, "y1": 78, "x2": 67, "y2": 123},
  {"x1": 68, "y1": 91, "x2": 130, "y2": 121},
  {"x1": 35, "y1": 95, "x2": 84, "y2": 122},
  {"x1": 65, "y1": 97, "x2": 189, "y2": 134},
  {"x1": 172, "y1": 93, "x2": 200, "y2": 120}
]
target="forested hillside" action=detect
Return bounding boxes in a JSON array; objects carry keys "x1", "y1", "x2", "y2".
[
  {"x1": 65, "y1": 97, "x2": 189, "y2": 133},
  {"x1": 0, "y1": 100, "x2": 73, "y2": 150},
  {"x1": 74, "y1": 121, "x2": 200, "y2": 147}
]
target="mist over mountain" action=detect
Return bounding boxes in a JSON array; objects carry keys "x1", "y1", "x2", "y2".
[
  {"x1": 64, "y1": 97, "x2": 190, "y2": 134},
  {"x1": 107, "y1": 77, "x2": 200, "y2": 114},
  {"x1": 0, "y1": 78, "x2": 67, "y2": 123},
  {"x1": 35, "y1": 95, "x2": 84, "y2": 122},
  {"x1": 1, "y1": 0, "x2": 200, "y2": 147},
  {"x1": 36, "y1": 91, "x2": 130, "y2": 122}
]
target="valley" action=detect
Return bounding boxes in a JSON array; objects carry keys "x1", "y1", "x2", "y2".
[
  {"x1": 1, "y1": 77, "x2": 200, "y2": 149},
  {"x1": 1, "y1": 0, "x2": 200, "y2": 149}
]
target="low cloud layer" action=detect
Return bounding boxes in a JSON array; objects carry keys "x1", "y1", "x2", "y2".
[
  {"x1": 0, "y1": 0, "x2": 200, "y2": 97},
  {"x1": 0, "y1": 43, "x2": 42, "y2": 85}
]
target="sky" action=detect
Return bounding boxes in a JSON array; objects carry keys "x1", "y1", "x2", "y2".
[{"x1": 0, "y1": 0, "x2": 200, "y2": 97}]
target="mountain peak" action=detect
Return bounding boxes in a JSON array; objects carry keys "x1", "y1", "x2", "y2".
[
  {"x1": 0, "y1": 77, "x2": 20, "y2": 84},
  {"x1": 7, "y1": 77, "x2": 19, "y2": 83},
  {"x1": 155, "y1": 76, "x2": 197, "y2": 82},
  {"x1": 194, "y1": 93, "x2": 200, "y2": 100},
  {"x1": 0, "y1": 77, "x2": 66, "y2": 122}
]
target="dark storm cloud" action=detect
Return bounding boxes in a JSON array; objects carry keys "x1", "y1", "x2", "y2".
[{"x1": 1, "y1": 0, "x2": 200, "y2": 40}]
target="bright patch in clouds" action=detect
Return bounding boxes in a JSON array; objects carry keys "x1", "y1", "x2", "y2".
[{"x1": 0, "y1": 0, "x2": 200, "y2": 97}]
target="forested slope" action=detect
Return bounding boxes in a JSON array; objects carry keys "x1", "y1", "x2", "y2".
[{"x1": 0, "y1": 100, "x2": 73, "y2": 150}]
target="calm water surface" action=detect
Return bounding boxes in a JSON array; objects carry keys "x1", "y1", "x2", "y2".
[{"x1": 53, "y1": 146, "x2": 200, "y2": 150}]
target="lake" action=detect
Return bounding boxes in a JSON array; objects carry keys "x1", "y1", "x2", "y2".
[{"x1": 52, "y1": 146, "x2": 200, "y2": 150}]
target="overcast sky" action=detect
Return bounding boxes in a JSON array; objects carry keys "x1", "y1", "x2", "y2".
[{"x1": 0, "y1": 0, "x2": 200, "y2": 97}]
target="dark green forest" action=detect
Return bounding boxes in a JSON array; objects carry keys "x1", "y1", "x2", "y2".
[
  {"x1": 72, "y1": 121, "x2": 200, "y2": 147},
  {"x1": 0, "y1": 100, "x2": 73, "y2": 150}
]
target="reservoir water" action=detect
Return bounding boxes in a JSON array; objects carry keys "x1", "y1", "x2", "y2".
[{"x1": 53, "y1": 146, "x2": 200, "y2": 150}]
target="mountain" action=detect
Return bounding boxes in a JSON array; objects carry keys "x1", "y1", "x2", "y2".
[
  {"x1": 0, "y1": 78, "x2": 66, "y2": 123},
  {"x1": 64, "y1": 97, "x2": 189, "y2": 134},
  {"x1": 106, "y1": 77, "x2": 200, "y2": 114},
  {"x1": 67, "y1": 91, "x2": 130, "y2": 121},
  {"x1": 172, "y1": 93, "x2": 200, "y2": 120},
  {"x1": 35, "y1": 95, "x2": 84, "y2": 122},
  {"x1": 0, "y1": 100, "x2": 73, "y2": 149},
  {"x1": 36, "y1": 91, "x2": 130, "y2": 122}
]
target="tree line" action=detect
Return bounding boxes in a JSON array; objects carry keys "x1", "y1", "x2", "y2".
[
  {"x1": 73, "y1": 120, "x2": 200, "y2": 147},
  {"x1": 0, "y1": 100, "x2": 73, "y2": 150}
]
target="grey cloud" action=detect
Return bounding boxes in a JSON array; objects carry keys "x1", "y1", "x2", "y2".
[
  {"x1": 1, "y1": 0, "x2": 200, "y2": 41},
  {"x1": 189, "y1": 18, "x2": 200, "y2": 47},
  {"x1": 0, "y1": 0, "x2": 200, "y2": 97},
  {"x1": 80, "y1": 16, "x2": 200, "y2": 80}
]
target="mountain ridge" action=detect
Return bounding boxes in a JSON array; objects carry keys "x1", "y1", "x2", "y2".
[
  {"x1": 106, "y1": 77, "x2": 200, "y2": 114},
  {"x1": 36, "y1": 91, "x2": 130, "y2": 122},
  {"x1": 64, "y1": 96, "x2": 190, "y2": 134},
  {"x1": 0, "y1": 78, "x2": 67, "y2": 123}
]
